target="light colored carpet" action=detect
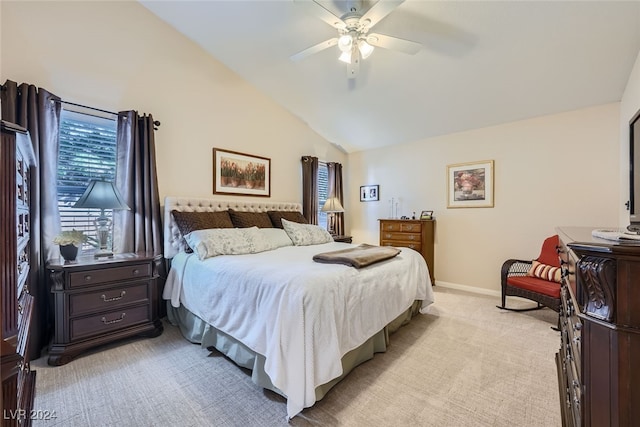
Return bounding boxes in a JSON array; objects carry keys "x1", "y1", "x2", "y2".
[{"x1": 31, "y1": 287, "x2": 561, "y2": 426}]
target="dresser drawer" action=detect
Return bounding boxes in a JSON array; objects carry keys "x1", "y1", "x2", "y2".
[
  {"x1": 70, "y1": 305, "x2": 151, "y2": 341},
  {"x1": 380, "y1": 231, "x2": 421, "y2": 242},
  {"x1": 69, "y1": 282, "x2": 150, "y2": 317},
  {"x1": 69, "y1": 263, "x2": 151, "y2": 288},
  {"x1": 381, "y1": 240, "x2": 422, "y2": 252},
  {"x1": 380, "y1": 221, "x2": 422, "y2": 233}
]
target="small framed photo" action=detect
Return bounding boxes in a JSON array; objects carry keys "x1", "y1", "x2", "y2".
[
  {"x1": 447, "y1": 160, "x2": 494, "y2": 208},
  {"x1": 360, "y1": 184, "x2": 379, "y2": 202},
  {"x1": 420, "y1": 210, "x2": 434, "y2": 220}
]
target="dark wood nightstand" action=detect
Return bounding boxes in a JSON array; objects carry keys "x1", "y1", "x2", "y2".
[
  {"x1": 46, "y1": 252, "x2": 163, "y2": 366},
  {"x1": 332, "y1": 235, "x2": 353, "y2": 243}
]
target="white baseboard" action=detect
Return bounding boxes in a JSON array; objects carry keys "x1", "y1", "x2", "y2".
[{"x1": 434, "y1": 281, "x2": 501, "y2": 298}]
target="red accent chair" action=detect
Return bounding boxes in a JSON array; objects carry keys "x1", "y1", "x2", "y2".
[{"x1": 497, "y1": 235, "x2": 561, "y2": 313}]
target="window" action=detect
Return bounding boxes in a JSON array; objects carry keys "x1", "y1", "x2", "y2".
[
  {"x1": 317, "y1": 161, "x2": 329, "y2": 228},
  {"x1": 57, "y1": 108, "x2": 117, "y2": 245}
]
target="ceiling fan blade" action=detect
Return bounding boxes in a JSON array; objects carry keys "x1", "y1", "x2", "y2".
[
  {"x1": 359, "y1": 0, "x2": 404, "y2": 29},
  {"x1": 290, "y1": 38, "x2": 339, "y2": 62},
  {"x1": 367, "y1": 33, "x2": 422, "y2": 55},
  {"x1": 294, "y1": 0, "x2": 346, "y2": 30}
]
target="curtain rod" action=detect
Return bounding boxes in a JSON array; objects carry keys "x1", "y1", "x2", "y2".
[{"x1": 53, "y1": 99, "x2": 161, "y2": 127}]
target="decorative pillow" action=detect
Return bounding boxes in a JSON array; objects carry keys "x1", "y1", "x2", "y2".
[
  {"x1": 267, "y1": 210, "x2": 308, "y2": 229},
  {"x1": 281, "y1": 218, "x2": 333, "y2": 246},
  {"x1": 228, "y1": 209, "x2": 273, "y2": 228},
  {"x1": 184, "y1": 227, "x2": 274, "y2": 260},
  {"x1": 172, "y1": 210, "x2": 234, "y2": 253},
  {"x1": 527, "y1": 260, "x2": 562, "y2": 283},
  {"x1": 258, "y1": 228, "x2": 293, "y2": 248}
]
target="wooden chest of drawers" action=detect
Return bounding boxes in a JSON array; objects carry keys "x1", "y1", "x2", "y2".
[
  {"x1": 556, "y1": 227, "x2": 640, "y2": 427},
  {"x1": 47, "y1": 253, "x2": 163, "y2": 366},
  {"x1": 379, "y1": 219, "x2": 435, "y2": 283}
]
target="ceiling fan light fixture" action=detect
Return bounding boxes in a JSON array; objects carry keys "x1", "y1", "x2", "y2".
[
  {"x1": 338, "y1": 50, "x2": 352, "y2": 64},
  {"x1": 338, "y1": 34, "x2": 353, "y2": 53},
  {"x1": 358, "y1": 40, "x2": 374, "y2": 59}
]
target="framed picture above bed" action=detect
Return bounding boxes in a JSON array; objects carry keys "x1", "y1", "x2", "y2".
[{"x1": 213, "y1": 148, "x2": 271, "y2": 197}]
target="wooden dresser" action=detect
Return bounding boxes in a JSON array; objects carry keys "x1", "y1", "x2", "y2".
[
  {"x1": 556, "y1": 227, "x2": 640, "y2": 427},
  {"x1": 379, "y1": 219, "x2": 435, "y2": 283},
  {"x1": 1, "y1": 121, "x2": 37, "y2": 426},
  {"x1": 47, "y1": 253, "x2": 163, "y2": 366}
]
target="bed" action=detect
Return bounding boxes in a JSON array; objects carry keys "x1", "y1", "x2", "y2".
[{"x1": 162, "y1": 197, "x2": 434, "y2": 419}]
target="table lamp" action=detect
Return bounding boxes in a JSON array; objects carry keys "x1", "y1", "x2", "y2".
[
  {"x1": 73, "y1": 179, "x2": 130, "y2": 258},
  {"x1": 321, "y1": 197, "x2": 344, "y2": 236}
]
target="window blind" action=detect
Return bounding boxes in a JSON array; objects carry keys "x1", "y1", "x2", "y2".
[{"x1": 57, "y1": 109, "x2": 117, "y2": 237}]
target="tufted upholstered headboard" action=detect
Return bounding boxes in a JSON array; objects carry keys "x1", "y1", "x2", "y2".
[{"x1": 163, "y1": 197, "x2": 303, "y2": 259}]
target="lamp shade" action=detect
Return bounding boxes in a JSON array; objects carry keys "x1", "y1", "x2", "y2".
[
  {"x1": 73, "y1": 179, "x2": 130, "y2": 210},
  {"x1": 321, "y1": 197, "x2": 344, "y2": 213}
]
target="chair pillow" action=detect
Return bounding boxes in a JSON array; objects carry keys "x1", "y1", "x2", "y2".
[
  {"x1": 281, "y1": 218, "x2": 333, "y2": 246},
  {"x1": 228, "y1": 209, "x2": 274, "y2": 228},
  {"x1": 267, "y1": 210, "x2": 308, "y2": 228},
  {"x1": 527, "y1": 260, "x2": 561, "y2": 283}
]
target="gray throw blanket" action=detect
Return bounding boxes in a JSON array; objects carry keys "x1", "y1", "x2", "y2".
[{"x1": 313, "y1": 243, "x2": 401, "y2": 268}]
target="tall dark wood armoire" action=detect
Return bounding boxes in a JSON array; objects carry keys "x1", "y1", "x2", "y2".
[{"x1": 1, "y1": 121, "x2": 37, "y2": 426}]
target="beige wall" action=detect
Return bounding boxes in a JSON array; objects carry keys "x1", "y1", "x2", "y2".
[
  {"x1": 0, "y1": 1, "x2": 345, "y2": 204},
  {"x1": 348, "y1": 103, "x2": 621, "y2": 293},
  {"x1": 2, "y1": 1, "x2": 637, "y2": 295}
]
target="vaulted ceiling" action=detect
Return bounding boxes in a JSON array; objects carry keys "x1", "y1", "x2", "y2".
[{"x1": 140, "y1": 1, "x2": 640, "y2": 153}]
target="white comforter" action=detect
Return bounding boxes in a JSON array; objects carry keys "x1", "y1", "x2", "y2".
[{"x1": 164, "y1": 242, "x2": 433, "y2": 419}]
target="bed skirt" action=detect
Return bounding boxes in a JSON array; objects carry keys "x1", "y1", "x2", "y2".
[{"x1": 167, "y1": 300, "x2": 422, "y2": 402}]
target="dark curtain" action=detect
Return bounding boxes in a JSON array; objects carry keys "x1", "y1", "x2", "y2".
[
  {"x1": 327, "y1": 162, "x2": 344, "y2": 236},
  {"x1": 301, "y1": 156, "x2": 319, "y2": 224},
  {"x1": 1, "y1": 79, "x2": 62, "y2": 359},
  {"x1": 113, "y1": 111, "x2": 165, "y2": 309}
]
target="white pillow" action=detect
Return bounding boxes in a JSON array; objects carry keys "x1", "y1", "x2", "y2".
[
  {"x1": 258, "y1": 228, "x2": 293, "y2": 249},
  {"x1": 184, "y1": 227, "x2": 274, "y2": 260},
  {"x1": 281, "y1": 218, "x2": 333, "y2": 246}
]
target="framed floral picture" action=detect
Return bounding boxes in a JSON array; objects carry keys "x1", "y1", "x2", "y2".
[
  {"x1": 447, "y1": 160, "x2": 494, "y2": 208},
  {"x1": 213, "y1": 148, "x2": 271, "y2": 197}
]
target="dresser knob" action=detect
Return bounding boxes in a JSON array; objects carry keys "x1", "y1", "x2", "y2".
[
  {"x1": 385, "y1": 234, "x2": 391, "y2": 238},
  {"x1": 132, "y1": 269, "x2": 139, "y2": 275},
  {"x1": 84, "y1": 275, "x2": 92, "y2": 281}
]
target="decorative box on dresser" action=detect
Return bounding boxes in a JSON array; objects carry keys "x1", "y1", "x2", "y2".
[
  {"x1": 1, "y1": 121, "x2": 37, "y2": 426},
  {"x1": 46, "y1": 253, "x2": 163, "y2": 366},
  {"x1": 379, "y1": 219, "x2": 435, "y2": 283},
  {"x1": 556, "y1": 227, "x2": 640, "y2": 427}
]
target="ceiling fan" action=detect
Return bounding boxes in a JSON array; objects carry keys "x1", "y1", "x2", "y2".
[{"x1": 291, "y1": 0, "x2": 422, "y2": 78}]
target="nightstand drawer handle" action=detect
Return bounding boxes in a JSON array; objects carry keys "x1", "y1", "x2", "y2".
[
  {"x1": 101, "y1": 313, "x2": 126, "y2": 325},
  {"x1": 132, "y1": 269, "x2": 140, "y2": 275},
  {"x1": 101, "y1": 291, "x2": 126, "y2": 303},
  {"x1": 84, "y1": 275, "x2": 92, "y2": 282},
  {"x1": 385, "y1": 233, "x2": 392, "y2": 238}
]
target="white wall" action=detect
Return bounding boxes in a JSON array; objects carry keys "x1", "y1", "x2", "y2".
[
  {"x1": 0, "y1": 1, "x2": 345, "y2": 204},
  {"x1": 348, "y1": 103, "x2": 620, "y2": 293}
]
